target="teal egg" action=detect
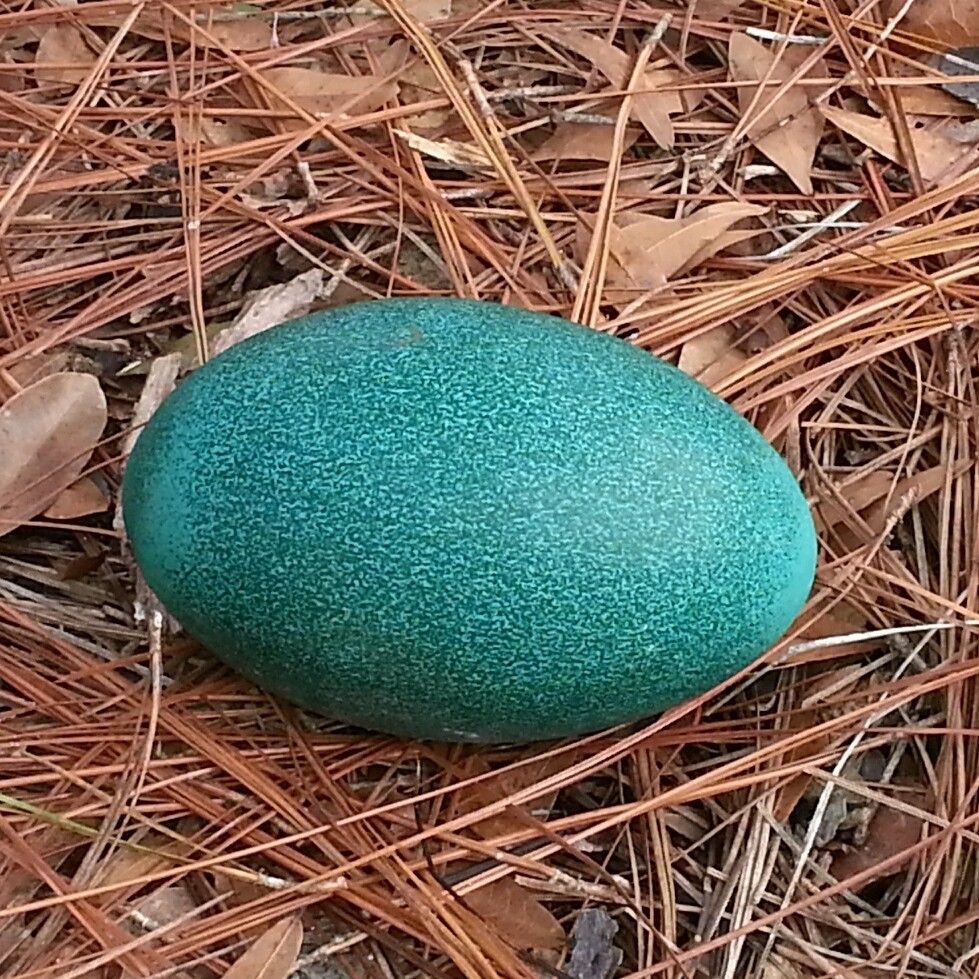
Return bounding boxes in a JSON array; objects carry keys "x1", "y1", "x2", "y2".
[{"x1": 123, "y1": 298, "x2": 816, "y2": 742}]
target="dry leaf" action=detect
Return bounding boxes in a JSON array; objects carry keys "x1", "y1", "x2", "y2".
[
  {"x1": 694, "y1": 0, "x2": 746, "y2": 17},
  {"x1": 540, "y1": 29, "x2": 695, "y2": 149},
  {"x1": 540, "y1": 27, "x2": 630, "y2": 81},
  {"x1": 4, "y1": 351, "x2": 72, "y2": 390},
  {"x1": 744, "y1": 305, "x2": 789, "y2": 353},
  {"x1": 466, "y1": 877, "x2": 564, "y2": 951},
  {"x1": 399, "y1": 59, "x2": 452, "y2": 130},
  {"x1": 819, "y1": 464, "x2": 951, "y2": 534},
  {"x1": 395, "y1": 129, "x2": 492, "y2": 170},
  {"x1": 35, "y1": 24, "x2": 93, "y2": 84},
  {"x1": 602, "y1": 202, "x2": 767, "y2": 296},
  {"x1": 678, "y1": 324, "x2": 748, "y2": 388},
  {"x1": 818, "y1": 469, "x2": 894, "y2": 529},
  {"x1": 449, "y1": 756, "x2": 567, "y2": 952},
  {"x1": 200, "y1": 117, "x2": 254, "y2": 147},
  {"x1": 134, "y1": 885, "x2": 197, "y2": 929},
  {"x1": 406, "y1": 0, "x2": 451, "y2": 18},
  {"x1": 193, "y1": 13, "x2": 273, "y2": 51},
  {"x1": 97, "y1": 834, "x2": 187, "y2": 892},
  {"x1": 0, "y1": 373, "x2": 107, "y2": 537},
  {"x1": 762, "y1": 954, "x2": 805, "y2": 979},
  {"x1": 822, "y1": 105, "x2": 978, "y2": 186},
  {"x1": 862, "y1": 464, "x2": 952, "y2": 535},
  {"x1": 729, "y1": 33, "x2": 824, "y2": 194},
  {"x1": 786, "y1": 599, "x2": 878, "y2": 665},
  {"x1": 531, "y1": 123, "x2": 640, "y2": 162},
  {"x1": 211, "y1": 269, "x2": 326, "y2": 357},
  {"x1": 84, "y1": 9, "x2": 273, "y2": 49},
  {"x1": 256, "y1": 67, "x2": 398, "y2": 132},
  {"x1": 831, "y1": 800, "x2": 925, "y2": 887},
  {"x1": 44, "y1": 476, "x2": 108, "y2": 519},
  {"x1": 347, "y1": 0, "x2": 451, "y2": 28},
  {"x1": 890, "y1": 0, "x2": 979, "y2": 46},
  {"x1": 222, "y1": 916, "x2": 303, "y2": 979}
]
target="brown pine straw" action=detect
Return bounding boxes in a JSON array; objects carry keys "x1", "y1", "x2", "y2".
[{"x1": 2, "y1": 0, "x2": 979, "y2": 976}]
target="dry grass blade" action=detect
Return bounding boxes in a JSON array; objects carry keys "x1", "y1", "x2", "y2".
[{"x1": 1, "y1": 1, "x2": 978, "y2": 977}]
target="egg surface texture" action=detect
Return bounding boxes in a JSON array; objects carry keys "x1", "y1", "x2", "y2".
[{"x1": 123, "y1": 298, "x2": 816, "y2": 742}]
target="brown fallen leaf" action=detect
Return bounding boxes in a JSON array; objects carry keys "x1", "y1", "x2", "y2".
[
  {"x1": 406, "y1": 0, "x2": 452, "y2": 18},
  {"x1": 134, "y1": 885, "x2": 197, "y2": 929},
  {"x1": 97, "y1": 833, "x2": 188, "y2": 894},
  {"x1": 540, "y1": 28, "x2": 697, "y2": 149},
  {"x1": 678, "y1": 324, "x2": 748, "y2": 389},
  {"x1": 397, "y1": 56, "x2": 452, "y2": 131},
  {"x1": 822, "y1": 105, "x2": 979, "y2": 186},
  {"x1": 729, "y1": 32, "x2": 824, "y2": 194},
  {"x1": 222, "y1": 916, "x2": 303, "y2": 979},
  {"x1": 786, "y1": 599, "x2": 879, "y2": 665},
  {"x1": 445, "y1": 755, "x2": 568, "y2": 952},
  {"x1": 831, "y1": 798, "x2": 926, "y2": 887},
  {"x1": 601, "y1": 202, "x2": 767, "y2": 297},
  {"x1": 862, "y1": 464, "x2": 954, "y2": 535},
  {"x1": 890, "y1": 0, "x2": 979, "y2": 46},
  {"x1": 34, "y1": 24, "x2": 94, "y2": 85},
  {"x1": 819, "y1": 464, "x2": 953, "y2": 534},
  {"x1": 190, "y1": 12, "x2": 273, "y2": 50},
  {"x1": 4, "y1": 350, "x2": 72, "y2": 391},
  {"x1": 211, "y1": 269, "x2": 326, "y2": 357},
  {"x1": 694, "y1": 0, "x2": 746, "y2": 17},
  {"x1": 347, "y1": 0, "x2": 452, "y2": 28},
  {"x1": 0, "y1": 373, "x2": 107, "y2": 537},
  {"x1": 44, "y1": 476, "x2": 108, "y2": 520},
  {"x1": 531, "y1": 123, "x2": 641, "y2": 162},
  {"x1": 84, "y1": 9, "x2": 273, "y2": 49},
  {"x1": 466, "y1": 876, "x2": 564, "y2": 951},
  {"x1": 395, "y1": 129, "x2": 492, "y2": 170},
  {"x1": 818, "y1": 469, "x2": 894, "y2": 530},
  {"x1": 200, "y1": 116, "x2": 254, "y2": 147},
  {"x1": 253, "y1": 68, "x2": 398, "y2": 132},
  {"x1": 761, "y1": 953, "x2": 806, "y2": 979}
]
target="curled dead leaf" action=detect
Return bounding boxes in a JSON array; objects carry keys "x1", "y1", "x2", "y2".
[
  {"x1": 0, "y1": 373, "x2": 107, "y2": 537},
  {"x1": 200, "y1": 117, "x2": 254, "y2": 147},
  {"x1": 133, "y1": 885, "x2": 197, "y2": 929},
  {"x1": 395, "y1": 129, "x2": 493, "y2": 170}
]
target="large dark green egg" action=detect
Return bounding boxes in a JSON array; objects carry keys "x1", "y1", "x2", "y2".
[{"x1": 123, "y1": 298, "x2": 816, "y2": 742}]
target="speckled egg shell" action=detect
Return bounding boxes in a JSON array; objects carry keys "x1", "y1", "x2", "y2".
[{"x1": 122, "y1": 298, "x2": 816, "y2": 742}]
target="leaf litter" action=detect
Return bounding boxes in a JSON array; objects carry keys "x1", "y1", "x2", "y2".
[
  {"x1": 0, "y1": 373, "x2": 106, "y2": 537},
  {"x1": 3, "y1": 1, "x2": 979, "y2": 977},
  {"x1": 728, "y1": 32, "x2": 825, "y2": 194}
]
